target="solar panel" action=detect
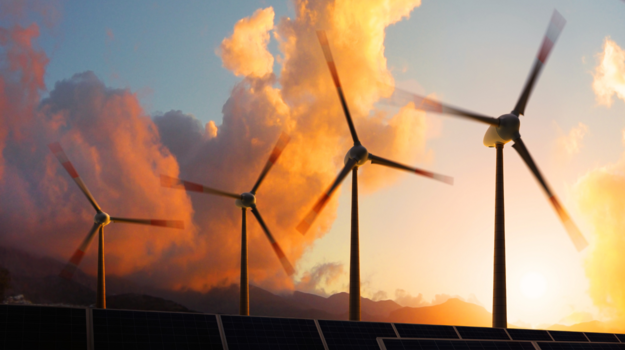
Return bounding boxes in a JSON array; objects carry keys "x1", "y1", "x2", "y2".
[
  {"x1": 92, "y1": 309, "x2": 223, "y2": 350},
  {"x1": 585, "y1": 333, "x2": 620, "y2": 343},
  {"x1": 221, "y1": 315, "x2": 325, "y2": 350},
  {"x1": 538, "y1": 342, "x2": 625, "y2": 350},
  {"x1": 615, "y1": 334, "x2": 625, "y2": 343},
  {"x1": 506, "y1": 328, "x2": 553, "y2": 341},
  {"x1": 456, "y1": 326, "x2": 510, "y2": 340},
  {"x1": 394, "y1": 323, "x2": 459, "y2": 339},
  {"x1": 318, "y1": 319, "x2": 397, "y2": 350},
  {"x1": 0, "y1": 304, "x2": 87, "y2": 350},
  {"x1": 549, "y1": 331, "x2": 589, "y2": 342},
  {"x1": 382, "y1": 339, "x2": 536, "y2": 350}
]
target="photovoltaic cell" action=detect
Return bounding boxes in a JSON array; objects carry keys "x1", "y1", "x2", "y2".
[
  {"x1": 318, "y1": 319, "x2": 397, "y2": 350},
  {"x1": 382, "y1": 339, "x2": 536, "y2": 350},
  {"x1": 394, "y1": 323, "x2": 459, "y2": 339},
  {"x1": 506, "y1": 329, "x2": 553, "y2": 341},
  {"x1": 93, "y1": 309, "x2": 223, "y2": 350},
  {"x1": 456, "y1": 326, "x2": 510, "y2": 340},
  {"x1": 549, "y1": 331, "x2": 590, "y2": 342},
  {"x1": 0, "y1": 304, "x2": 87, "y2": 350},
  {"x1": 537, "y1": 342, "x2": 625, "y2": 350},
  {"x1": 615, "y1": 334, "x2": 625, "y2": 343},
  {"x1": 221, "y1": 315, "x2": 325, "y2": 350},
  {"x1": 585, "y1": 333, "x2": 620, "y2": 343}
]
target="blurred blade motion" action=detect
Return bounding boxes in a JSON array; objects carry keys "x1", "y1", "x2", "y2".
[
  {"x1": 160, "y1": 175, "x2": 240, "y2": 199},
  {"x1": 317, "y1": 30, "x2": 361, "y2": 146},
  {"x1": 296, "y1": 158, "x2": 358, "y2": 234},
  {"x1": 511, "y1": 137, "x2": 588, "y2": 251},
  {"x1": 381, "y1": 88, "x2": 499, "y2": 126},
  {"x1": 251, "y1": 132, "x2": 291, "y2": 194},
  {"x1": 513, "y1": 10, "x2": 566, "y2": 116},
  {"x1": 250, "y1": 206, "x2": 295, "y2": 276},
  {"x1": 48, "y1": 142, "x2": 102, "y2": 212},
  {"x1": 368, "y1": 154, "x2": 454, "y2": 185},
  {"x1": 110, "y1": 217, "x2": 185, "y2": 229},
  {"x1": 60, "y1": 222, "x2": 101, "y2": 280}
]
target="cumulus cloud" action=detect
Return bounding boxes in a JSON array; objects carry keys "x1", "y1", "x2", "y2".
[
  {"x1": 295, "y1": 262, "x2": 345, "y2": 296},
  {"x1": 1, "y1": 0, "x2": 433, "y2": 294},
  {"x1": 592, "y1": 37, "x2": 625, "y2": 107},
  {"x1": 555, "y1": 122, "x2": 588, "y2": 158}
]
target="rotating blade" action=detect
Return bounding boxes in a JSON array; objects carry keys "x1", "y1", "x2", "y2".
[
  {"x1": 317, "y1": 30, "x2": 361, "y2": 146},
  {"x1": 250, "y1": 206, "x2": 295, "y2": 276},
  {"x1": 512, "y1": 137, "x2": 588, "y2": 251},
  {"x1": 110, "y1": 217, "x2": 185, "y2": 229},
  {"x1": 48, "y1": 142, "x2": 102, "y2": 212},
  {"x1": 60, "y1": 222, "x2": 101, "y2": 280},
  {"x1": 382, "y1": 87, "x2": 500, "y2": 126},
  {"x1": 251, "y1": 132, "x2": 291, "y2": 194},
  {"x1": 512, "y1": 10, "x2": 566, "y2": 116},
  {"x1": 368, "y1": 153, "x2": 454, "y2": 185},
  {"x1": 296, "y1": 158, "x2": 358, "y2": 234},
  {"x1": 160, "y1": 175, "x2": 240, "y2": 199}
]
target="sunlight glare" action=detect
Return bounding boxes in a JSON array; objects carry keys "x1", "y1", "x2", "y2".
[{"x1": 520, "y1": 272, "x2": 547, "y2": 299}]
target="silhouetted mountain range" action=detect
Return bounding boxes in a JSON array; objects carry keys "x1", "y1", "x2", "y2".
[{"x1": 1, "y1": 245, "x2": 617, "y2": 332}]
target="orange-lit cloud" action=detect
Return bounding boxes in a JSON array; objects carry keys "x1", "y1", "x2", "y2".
[
  {"x1": 592, "y1": 37, "x2": 625, "y2": 107},
  {"x1": 573, "y1": 37, "x2": 625, "y2": 328},
  {"x1": 1, "y1": 0, "x2": 432, "y2": 294},
  {"x1": 555, "y1": 122, "x2": 588, "y2": 158}
]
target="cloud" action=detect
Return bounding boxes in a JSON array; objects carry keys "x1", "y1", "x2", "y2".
[
  {"x1": 1, "y1": 0, "x2": 432, "y2": 294},
  {"x1": 592, "y1": 37, "x2": 625, "y2": 107},
  {"x1": 295, "y1": 262, "x2": 345, "y2": 296},
  {"x1": 555, "y1": 122, "x2": 588, "y2": 158}
]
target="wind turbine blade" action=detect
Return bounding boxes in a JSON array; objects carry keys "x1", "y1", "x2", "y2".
[
  {"x1": 368, "y1": 153, "x2": 454, "y2": 185},
  {"x1": 48, "y1": 142, "x2": 102, "y2": 212},
  {"x1": 60, "y1": 222, "x2": 101, "y2": 280},
  {"x1": 110, "y1": 217, "x2": 185, "y2": 229},
  {"x1": 512, "y1": 10, "x2": 566, "y2": 116},
  {"x1": 317, "y1": 30, "x2": 361, "y2": 146},
  {"x1": 250, "y1": 206, "x2": 295, "y2": 276},
  {"x1": 381, "y1": 87, "x2": 500, "y2": 126},
  {"x1": 296, "y1": 158, "x2": 358, "y2": 234},
  {"x1": 511, "y1": 137, "x2": 588, "y2": 251},
  {"x1": 160, "y1": 175, "x2": 240, "y2": 199},
  {"x1": 251, "y1": 132, "x2": 290, "y2": 194}
]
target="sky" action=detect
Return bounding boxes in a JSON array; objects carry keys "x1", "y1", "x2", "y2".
[{"x1": 1, "y1": 0, "x2": 625, "y2": 329}]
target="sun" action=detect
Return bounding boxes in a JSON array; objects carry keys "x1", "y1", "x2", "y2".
[{"x1": 520, "y1": 272, "x2": 547, "y2": 299}]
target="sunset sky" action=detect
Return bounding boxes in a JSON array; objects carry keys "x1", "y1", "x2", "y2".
[{"x1": 1, "y1": 0, "x2": 625, "y2": 329}]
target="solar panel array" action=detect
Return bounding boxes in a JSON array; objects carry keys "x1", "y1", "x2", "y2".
[{"x1": 5, "y1": 304, "x2": 625, "y2": 350}]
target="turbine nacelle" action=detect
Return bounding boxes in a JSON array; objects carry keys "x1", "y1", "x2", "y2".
[
  {"x1": 236, "y1": 192, "x2": 256, "y2": 208},
  {"x1": 344, "y1": 145, "x2": 369, "y2": 167},
  {"x1": 483, "y1": 113, "x2": 521, "y2": 147},
  {"x1": 94, "y1": 211, "x2": 111, "y2": 226}
]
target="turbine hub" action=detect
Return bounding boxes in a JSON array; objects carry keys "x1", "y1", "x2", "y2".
[
  {"x1": 94, "y1": 211, "x2": 111, "y2": 226},
  {"x1": 483, "y1": 113, "x2": 521, "y2": 147},
  {"x1": 236, "y1": 192, "x2": 256, "y2": 208},
  {"x1": 344, "y1": 145, "x2": 369, "y2": 167}
]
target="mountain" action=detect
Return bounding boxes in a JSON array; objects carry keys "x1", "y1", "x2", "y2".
[{"x1": 388, "y1": 297, "x2": 492, "y2": 326}]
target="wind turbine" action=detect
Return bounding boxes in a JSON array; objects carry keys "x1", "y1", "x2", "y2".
[
  {"x1": 49, "y1": 142, "x2": 185, "y2": 309},
  {"x1": 160, "y1": 132, "x2": 295, "y2": 316},
  {"x1": 383, "y1": 10, "x2": 588, "y2": 328},
  {"x1": 296, "y1": 31, "x2": 454, "y2": 321}
]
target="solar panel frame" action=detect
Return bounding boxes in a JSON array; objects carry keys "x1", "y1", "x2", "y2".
[
  {"x1": 379, "y1": 338, "x2": 537, "y2": 350},
  {"x1": 506, "y1": 329, "x2": 554, "y2": 341},
  {"x1": 549, "y1": 331, "x2": 590, "y2": 342},
  {"x1": 393, "y1": 323, "x2": 460, "y2": 339},
  {"x1": 585, "y1": 333, "x2": 620, "y2": 343},
  {"x1": 221, "y1": 315, "x2": 326, "y2": 350},
  {"x1": 0, "y1": 304, "x2": 88, "y2": 350},
  {"x1": 318, "y1": 319, "x2": 398, "y2": 350},
  {"x1": 92, "y1": 308, "x2": 223, "y2": 350},
  {"x1": 537, "y1": 342, "x2": 625, "y2": 350},
  {"x1": 455, "y1": 326, "x2": 511, "y2": 340},
  {"x1": 615, "y1": 334, "x2": 625, "y2": 343}
]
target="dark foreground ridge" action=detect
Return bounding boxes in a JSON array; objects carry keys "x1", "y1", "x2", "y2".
[{"x1": 2, "y1": 303, "x2": 625, "y2": 350}]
